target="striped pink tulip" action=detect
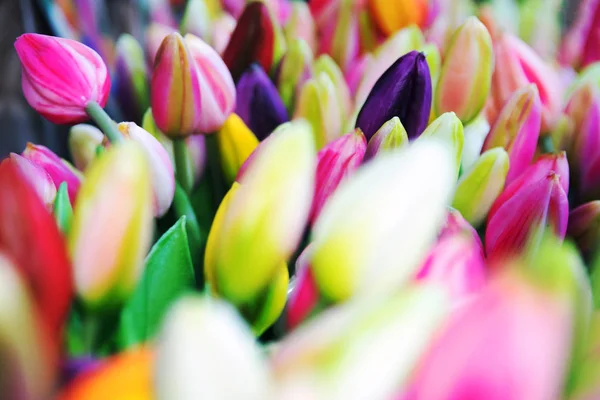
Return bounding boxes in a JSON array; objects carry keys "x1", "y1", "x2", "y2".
[
  {"x1": 5, "y1": 154, "x2": 56, "y2": 211},
  {"x1": 559, "y1": 0, "x2": 600, "y2": 69}
]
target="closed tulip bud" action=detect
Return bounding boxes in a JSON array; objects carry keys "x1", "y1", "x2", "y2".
[
  {"x1": 435, "y1": 17, "x2": 493, "y2": 124},
  {"x1": 286, "y1": 245, "x2": 320, "y2": 330},
  {"x1": 313, "y1": 54, "x2": 352, "y2": 121},
  {"x1": 422, "y1": 43, "x2": 441, "y2": 92},
  {"x1": 14, "y1": 33, "x2": 110, "y2": 124},
  {"x1": 236, "y1": 64, "x2": 289, "y2": 141},
  {"x1": 23, "y1": 143, "x2": 82, "y2": 204},
  {"x1": 568, "y1": 201, "x2": 600, "y2": 260},
  {"x1": 211, "y1": 13, "x2": 236, "y2": 55},
  {"x1": 347, "y1": 54, "x2": 372, "y2": 97},
  {"x1": 217, "y1": 113, "x2": 259, "y2": 183},
  {"x1": 116, "y1": 122, "x2": 175, "y2": 217},
  {"x1": 295, "y1": 72, "x2": 343, "y2": 149},
  {"x1": 364, "y1": 116, "x2": 409, "y2": 161},
  {"x1": 453, "y1": 148, "x2": 509, "y2": 227},
  {"x1": 420, "y1": 112, "x2": 464, "y2": 178},
  {"x1": 272, "y1": 285, "x2": 449, "y2": 399},
  {"x1": 146, "y1": 23, "x2": 176, "y2": 63},
  {"x1": 69, "y1": 124, "x2": 104, "y2": 171},
  {"x1": 356, "y1": 51, "x2": 432, "y2": 141},
  {"x1": 180, "y1": 0, "x2": 219, "y2": 43},
  {"x1": 483, "y1": 84, "x2": 542, "y2": 184},
  {"x1": 155, "y1": 297, "x2": 272, "y2": 399},
  {"x1": 6, "y1": 153, "x2": 56, "y2": 210},
  {"x1": 318, "y1": 0, "x2": 360, "y2": 73},
  {"x1": 185, "y1": 33, "x2": 236, "y2": 133},
  {"x1": 311, "y1": 139, "x2": 454, "y2": 302},
  {"x1": 206, "y1": 121, "x2": 315, "y2": 328},
  {"x1": 114, "y1": 34, "x2": 150, "y2": 122},
  {"x1": 284, "y1": 2, "x2": 316, "y2": 53},
  {"x1": 569, "y1": 311, "x2": 600, "y2": 400},
  {"x1": 559, "y1": 0, "x2": 600, "y2": 69},
  {"x1": 491, "y1": 33, "x2": 562, "y2": 130},
  {"x1": 461, "y1": 115, "x2": 491, "y2": 171},
  {"x1": 368, "y1": 0, "x2": 427, "y2": 35},
  {"x1": 310, "y1": 130, "x2": 367, "y2": 223},
  {"x1": 485, "y1": 153, "x2": 569, "y2": 262},
  {"x1": 277, "y1": 39, "x2": 314, "y2": 113},
  {"x1": 69, "y1": 142, "x2": 153, "y2": 310},
  {"x1": 150, "y1": 32, "x2": 202, "y2": 138}
]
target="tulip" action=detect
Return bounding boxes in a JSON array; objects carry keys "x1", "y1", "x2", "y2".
[
  {"x1": 346, "y1": 54, "x2": 372, "y2": 97},
  {"x1": 185, "y1": 33, "x2": 236, "y2": 133},
  {"x1": 149, "y1": 0, "x2": 178, "y2": 27},
  {"x1": 568, "y1": 201, "x2": 600, "y2": 261},
  {"x1": 5, "y1": 153, "x2": 57, "y2": 210},
  {"x1": 310, "y1": 130, "x2": 367, "y2": 223},
  {"x1": 0, "y1": 253, "x2": 57, "y2": 400},
  {"x1": 272, "y1": 285, "x2": 449, "y2": 399},
  {"x1": 519, "y1": 0, "x2": 563, "y2": 60},
  {"x1": 310, "y1": 139, "x2": 454, "y2": 302},
  {"x1": 180, "y1": 0, "x2": 220, "y2": 43},
  {"x1": 434, "y1": 17, "x2": 493, "y2": 124},
  {"x1": 114, "y1": 34, "x2": 150, "y2": 123},
  {"x1": 61, "y1": 356, "x2": 102, "y2": 385},
  {"x1": 146, "y1": 23, "x2": 176, "y2": 64},
  {"x1": 364, "y1": 117, "x2": 409, "y2": 161},
  {"x1": 355, "y1": 51, "x2": 432, "y2": 141},
  {"x1": 367, "y1": 0, "x2": 427, "y2": 35},
  {"x1": 295, "y1": 72, "x2": 343, "y2": 149},
  {"x1": 569, "y1": 311, "x2": 600, "y2": 400},
  {"x1": 559, "y1": 0, "x2": 600, "y2": 69},
  {"x1": 276, "y1": 38, "x2": 314, "y2": 113},
  {"x1": 116, "y1": 122, "x2": 175, "y2": 217},
  {"x1": 236, "y1": 64, "x2": 289, "y2": 141},
  {"x1": 461, "y1": 115, "x2": 491, "y2": 172},
  {"x1": 483, "y1": 84, "x2": 542, "y2": 184},
  {"x1": 0, "y1": 161, "x2": 72, "y2": 335},
  {"x1": 313, "y1": 54, "x2": 352, "y2": 121},
  {"x1": 420, "y1": 112, "x2": 464, "y2": 178},
  {"x1": 69, "y1": 124, "x2": 104, "y2": 171},
  {"x1": 453, "y1": 148, "x2": 510, "y2": 228},
  {"x1": 286, "y1": 245, "x2": 320, "y2": 330},
  {"x1": 284, "y1": 2, "x2": 317, "y2": 53},
  {"x1": 69, "y1": 142, "x2": 153, "y2": 310},
  {"x1": 23, "y1": 143, "x2": 82, "y2": 204},
  {"x1": 217, "y1": 113, "x2": 259, "y2": 183},
  {"x1": 211, "y1": 13, "x2": 236, "y2": 55},
  {"x1": 318, "y1": 0, "x2": 360, "y2": 73},
  {"x1": 14, "y1": 33, "x2": 110, "y2": 124},
  {"x1": 206, "y1": 121, "x2": 315, "y2": 330},
  {"x1": 485, "y1": 153, "x2": 569, "y2": 262},
  {"x1": 155, "y1": 297, "x2": 272, "y2": 399}
]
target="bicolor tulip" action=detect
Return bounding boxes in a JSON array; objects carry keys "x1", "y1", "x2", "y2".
[
  {"x1": 155, "y1": 297, "x2": 272, "y2": 399},
  {"x1": 420, "y1": 112, "x2": 464, "y2": 178},
  {"x1": 310, "y1": 139, "x2": 454, "y2": 302},
  {"x1": 434, "y1": 17, "x2": 493, "y2": 124},
  {"x1": 482, "y1": 84, "x2": 542, "y2": 184},
  {"x1": 216, "y1": 113, "x2": 259, "y2": 183},
  {"x1": 461, "y1": 115, "x2": 491, "y2": 172},
  {"x1": 114, "y1": 34, "x2": 149, "y2": 122},
  {"x1": 272, "y1": 285, "x2": 449, "y2": 399},
  {"x1": 318, "y1": 0, "x2": 360, "y2": 74},
  {"x1": 23, "y1": 143, "x2": 82, "y2": 204},
  {"x1": 236, "y1": 64, "x2": 289, "y2": 141},
  {"x1": 116, "y1": 122, "x2": 175, "y2": 217},
  {"x1": 14, "y1": 33, "x2": 110, "y2": 124},
  {"x1": 568, "y1": 201, "x2": 600, "y2": 261},
  {"x1": 5, "y1": 153, "x2": 56, "y2": 210},
  {"x1": 367, "y1": 0, "x2": 427, "y2": 35},
  {"x1": 0, "y1": 161, "x2": 72, "y2": 335},
  {"x1": 284, "y1": 2, "x2": 317, "y2": 53},
  {"x1": 69, "y1": 124, "x2": 104, "y2": 171},
  {"x1": 276, "y1": 38, "x2": 314, "y2": 113},
  {"x1": 146, "y1": 23, "x2": 176, "y2": 63},
  {"x1": 310, "y1": 129, "x2": 367, "y2": 223},
  {"x1": 355, "y1": 51, "x2": 432, "y2": 141},
  {"x1": 286, "y1": 245, "x2": 320, "y2": 330},
  {"x1": 313, "y1": 54, "x2": 352, "y2": 122},
  {"x1": 485, "y1": 153, "x2": 569, "y2": 262},
  {"x1": 69, "y1": 142, "x2": 153, "y2": 310},
  {"x1": 295, "y1": 72, "x2": 343, "y2": 149},
  {"x1": 559, "y1": 0, "x2": 600, "y2": 69},
  {"x1": 364, "y1": 116, "x2": 409, "y2": 161},
  {"x1": 453, "y1": 148, "x2": 510, "y2": 228}
]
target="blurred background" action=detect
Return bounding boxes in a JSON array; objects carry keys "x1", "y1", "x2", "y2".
[{"x1": 0, "y1": 0, "x2": 583, "y2": 159}]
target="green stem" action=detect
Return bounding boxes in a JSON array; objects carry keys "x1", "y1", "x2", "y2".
[
  {"x1": 205, "y1": 134, "x2": 227, "y2": 209},
  {"x1": 85, "y1": 101, "x2": 123, "y2": 143},
  {"x1": 174, "y1": 138, "x2": 192, "y2": 194}
]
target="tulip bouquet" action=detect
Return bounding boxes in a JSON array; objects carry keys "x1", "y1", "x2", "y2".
[{"x1": 4, "y1": 0, "x2": 600, "y2": 398}]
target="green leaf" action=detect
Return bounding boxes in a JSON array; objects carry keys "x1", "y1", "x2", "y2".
[
  {"x1": 53, "y1": 182, "x2": 73, "y2": 235},
  {"x1": 172, "y1": 184, "x2": 204, "y2": 258},
  {"x1": 118, "y1": 216, "x2": 195, "y2": 348}
]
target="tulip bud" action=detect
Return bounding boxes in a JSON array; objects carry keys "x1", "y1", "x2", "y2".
[
  {"x1": 217, "y1": 113, "x2": 259, "y2": 183},
  {"x1": 310, "y1": 130, "x2": 367, "y2": 223},
  {"x1": 485, "y1": 153, "x2": 569, "y2": 262},
  {"x1": 146, "y1": 23, "x2": 176, "y2": 64},
  {"x1": 180, "y1": 0, "x2": 219, "y2": 43},
  {"x1": 286, "y1": 245, "x2": 320, "y2": 330},
  {"x1": 364, "y1": 116, "x2": 409, "y2": 161},
  {"x1": 69, "y1": 142, "x2": 153, "y2": 310},
  {"x1": 313, "y1": 54, "x2": 352, "y2": 121},
  {"x1": 277, "y1": 38, "x2": 314, "y2": 113},
  {"x1": 318, "y1": 0, "x2": 360, "y2": 73},
  {"x1": 236, "y1": 64, "x2": 289, "y2": 141},
  {"x1": 5, "y1": 153, "x2": 57, "y2": 210},
  {"x1": 367, "y1": 0, "x2": 427, "y2": 35},
  {"x1": 184, "y1": 33, "x2": 236, "y2": 133},
  {"x1": 568, "y1": 201, "x2": 600, "y2": 261},
  {"x1": 284, "y1": 2, "x2": 317, "y2": 53},
  {"x1": 14, "y1": 33, "x2": 110, "y2": 124},
  {"x1": 559, "y1": 0, "x2": 600, "y2": 69},
  {"x1": 295, "y1": 72, "x2": 343, "y2": 149},
  {"x1": 116, "y1": 122, "x2": 175, "y2": 217},
  {"x1": 311, "y1": 139, "x2": 454, "y2": 302},
  {"x1": 356, "y1": 51, "x2": 432, "y2": 141},
  {"x1": 483, "y1": 84, "x2": 542, "y2": 184},
  {"x1": 434, "y1": 17, "x2": 493, "y2": 124},
  {"x1": 211, "y1": 13, "x2": 236, "y2": 55},
  {"x1": 272, "y1": 285, "x2": 449, "y2": 399},
  {"x1": 461, "y1": 115, "x2": 491, "y2": 172},
  {"x1": 347, "y1": 54, "x2": 372, "y2": 97},
  {"x1": 420, "y1": 112, "x2": 464, "y2": 178},
  {"x1": 69, "y1": 124, "x2": 104, "y2": 171},
  {"x1": 23, "y1": 143, "x2": 82, "y2": 204},
  {"x1": 206, "y1": 121, "x2": 315, "y2": 329},
  {"x1": 453, "y1": 148, "x2": 509, "y2": 228},
  {"x1": 155, "y1": 297, "x2": 272, "y2": 399},
  {"x1": 114, "y1": 34, "x2": 149, "y2": 122}
]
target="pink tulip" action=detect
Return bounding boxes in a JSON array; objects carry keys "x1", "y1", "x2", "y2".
[
  {"x1": 14, "y1": 33, "x2": 110, "y2": 124},
  {"x1": 483, "y1": 84, "x2": 542, "y2": 184},
  {"x1": 485, "y1": 153, "x2": 569, "y2": 262},
  {"x1": 318, "y1": 0, "x2": 360, "y2": 74},
  {"x1": 22, "y1": 143, "x2": 82, "y2": 204},
  {"x1": 345, "y1": 54, "x2": 372, "y2": 96},
  {"x1": 286, "y1": 245, "x2": 320, "y2": 330},
  {"x1": 212, "y1": 14, "x2": 237, "y2": 55},
  {"x1": 5, "y1": 154, "x2": 57, "y2": 211},
  {"x1": 146, "y1": 23, "x2": 177, "y2": 64},
  {"x1": 559, "y1": 0, "x2": 600, "y2": 69}
]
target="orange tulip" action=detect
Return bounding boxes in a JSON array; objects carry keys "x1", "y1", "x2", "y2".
[{"x1": 368, "y1": 0, "x2": 428, "y2": 35}]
